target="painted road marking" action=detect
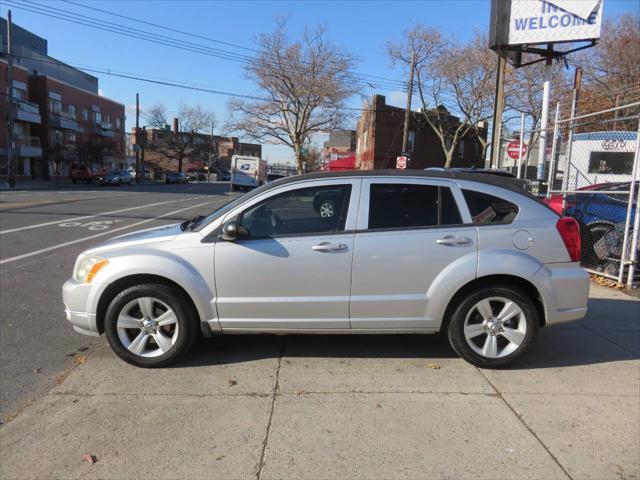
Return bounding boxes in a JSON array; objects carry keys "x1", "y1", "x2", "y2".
[
  {"x1": 0, "y1": 196, "x2": 208, "y2": 235},
  {"x1": 58, "y1": 219, "x2": 123, "y2": 231},
  {"x1": 0, "y1": 201, "x2": 213, "y2": 265}
]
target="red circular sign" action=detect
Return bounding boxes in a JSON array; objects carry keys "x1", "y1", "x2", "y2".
[{"x1": 507, "y1": 141, "x2": 527, "y2": 160}]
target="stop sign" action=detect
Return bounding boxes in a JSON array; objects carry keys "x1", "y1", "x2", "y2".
[
  {"x1": 507, "y1": 141, "x2": 527, "y2": 160},
  {"x1": 396, "y1": 156, "x2": 407, "y2": 169}
]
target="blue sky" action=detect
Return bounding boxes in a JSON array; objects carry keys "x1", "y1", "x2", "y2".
[{"x1": 1, "y1": 0, "x2": 637, "y2": 164}]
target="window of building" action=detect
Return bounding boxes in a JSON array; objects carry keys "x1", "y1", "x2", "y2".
[
  {"x1": 68, "y1": 105, "x2": 77, "y2": 117},
  {"x1": 49, "y1": 99, "x2": 62, "y2": 113},
  {"x1": 51, "y1": 129, "x2": 64, "y2": 145},
  {"x1": 462, "y1": 190, "x2": 519, "y2": 225},
  {"x1": 588, "y1": 151, "x2": 634, "y2": 175},
  {"x1": 368, "y1": 184, "x2": 462, "y2": 230},
  {"x1": 106, "y1": 114, "x2": 111, "y2": 125},
  {"x1": 94, "y1": 111, "x2": 102, "y2": 124},
  {"x1": 68, "y1": 132, "x2": 76, "y2": 143},
  {"x1": 13, "y1": 87, "x2": 26, "y2": 101},
  {"x1": 116, "y1": 118, "x2": 121, "y2": 129},
  {"x1": 458, "y1": 140, "x2": 465, "y2": 159},
  {"x1": 239, "y1": 185, "x2": 352, "y2": 239},
  {"x1": 82, "y1": 109, "x2": 89, "y2": 121},
  {"x1": 407, "y1": 130, "x2": 415, "y2": 152}
]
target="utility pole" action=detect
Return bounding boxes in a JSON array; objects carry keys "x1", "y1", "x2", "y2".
[
  {"x1": 6, "y1": 10, "x2": 15, "y2": 188},
  {"x1": 135, "y1": 93, "x2": 140, "y2": 183},
  {"x1": 489, "y1": 56, "x2": 507, "y2": 169},
  {"x1": 207, "y1": 120, "x2": 215, "y2": 183},
  {"x1": 141, "y1": 126, "x2": 146, "y2": 183},
  {"x1": 401, "y1": 51, "x2": 416, "y2": 162}
]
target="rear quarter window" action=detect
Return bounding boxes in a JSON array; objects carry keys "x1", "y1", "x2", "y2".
[{"x1": 462, "y1": 189, "x2": 519, "y2": 225}]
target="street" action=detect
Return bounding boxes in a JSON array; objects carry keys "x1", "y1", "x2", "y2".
[
  {"x1": 0, "y1": 182, "x2": 233, "y2": 420},
  {"x1": 0, "y1": 183, "x2": 639, "y2": 479}
]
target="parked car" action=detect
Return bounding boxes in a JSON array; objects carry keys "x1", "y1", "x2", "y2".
[
  {"x1": 63, "y1": 170, "x2": 588, "y2": 368},
  {"x1": 101, "y1": 170, "x2": 133, "y2": 186},
  {"x1": 70, "y1": 164, "x2": 104, "y2": 184},
  {"x1": 544, "y1": 182, "x2": 637, "y2": 268},
  {"x1": 217, "y1": 171, "x2": 231, "y2": 182},
  {"x1": 266, "y1": 173, "x2": 287, "y2": 183},
  {"x1": 166, "y1": 172, "x2": 188, "y2": 184}
]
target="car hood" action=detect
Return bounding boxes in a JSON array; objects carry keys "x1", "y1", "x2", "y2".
[{"x1": 84, "y1": 223, "x2": 183, "y2": 255}]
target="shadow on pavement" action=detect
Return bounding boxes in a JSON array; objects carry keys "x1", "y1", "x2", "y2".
[{"x1": 167, "y1": 294, "x2": 640, "y2": 370}]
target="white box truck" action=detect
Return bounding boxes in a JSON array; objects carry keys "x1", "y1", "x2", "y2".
[{"x1": 231, "y1": 155, "x2": 267, "y2": 191}]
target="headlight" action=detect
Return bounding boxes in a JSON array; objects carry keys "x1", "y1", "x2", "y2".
[{"x1": 73, "y1": 255, "x2": 109, "y2": 283}]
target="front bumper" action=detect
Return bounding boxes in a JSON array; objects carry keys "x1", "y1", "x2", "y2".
[{"x1": 62, "y1": 278, "x2": 102, "y2": 336}]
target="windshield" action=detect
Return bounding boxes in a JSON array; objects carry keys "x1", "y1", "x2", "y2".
[
  {"x1": 191, "y1": 182, "x2": 273, "y2": 232},
  {"x1": 109, "y1": 170, "x2": 120, "y2": 176}
]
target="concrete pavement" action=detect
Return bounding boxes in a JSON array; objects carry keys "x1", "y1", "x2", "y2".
[{"x1": 1, "y1": 284, "x2": 638, "y2": 480}]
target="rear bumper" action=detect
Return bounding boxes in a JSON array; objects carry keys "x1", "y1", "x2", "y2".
[{"x1": 532, "y1": 263, "x2": 590, "y2": 325}]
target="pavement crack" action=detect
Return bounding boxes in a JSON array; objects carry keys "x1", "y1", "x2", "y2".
[
  {"x1": 256, "y1": 337, "x2": 284, "y2": 480},
  {"x1": 476, "y1": 367, "x2": 574, "y2": 480}
]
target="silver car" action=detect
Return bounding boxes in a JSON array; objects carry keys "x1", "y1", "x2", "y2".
[{"x1": 63, "y1": 171, "x2": 589, "y2": 368}]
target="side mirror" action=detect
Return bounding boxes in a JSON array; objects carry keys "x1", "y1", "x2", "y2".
[{"x1": 220, "y1": 220, "x2": 249, "y2": 241}]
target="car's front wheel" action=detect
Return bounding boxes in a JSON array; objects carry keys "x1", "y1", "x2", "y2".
[
  {"x1": 447, "y1": 286, "x2": 539, "y2": 368},
  {"x1": 104, "y1": 283, "x2": 197, "y2": 367}
]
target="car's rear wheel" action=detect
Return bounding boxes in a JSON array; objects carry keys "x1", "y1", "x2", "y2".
[
  {"x1": 104, "y1": 283, "x2": 197, "y2": 368},
  {"x1": 447, "y1": 286, "x2": 539, "y2": 368}
]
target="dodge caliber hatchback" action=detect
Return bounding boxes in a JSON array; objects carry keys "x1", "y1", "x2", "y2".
[{"x1": 63, "y1": 171, "x2": 589, "y2": 368}]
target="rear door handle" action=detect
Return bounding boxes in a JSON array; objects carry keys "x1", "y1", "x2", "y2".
[
  {"x1": 312, "y1": 242, "x2": 348, "y2": 252},
  {"x1": 436, "y1": 236, "x2": 472, "y2": 246}
]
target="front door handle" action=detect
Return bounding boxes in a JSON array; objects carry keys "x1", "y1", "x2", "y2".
[
  {"x1": 436, "y1": 236, "x2": 472, "y2": 246},
  {"x1": 312, "y1": 242, "x2": 348, "y2": 252}
]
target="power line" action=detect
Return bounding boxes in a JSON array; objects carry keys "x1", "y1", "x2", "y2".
[{"x1": 5, "y1": 0, "x2": 408, "y2": 91}]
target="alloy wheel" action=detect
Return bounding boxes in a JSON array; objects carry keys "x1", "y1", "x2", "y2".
[
  {"x1": 463, "y1": 297, "x2": 527, "y2": 359},
  {"x1": 116, "y1": 297, "x2": 179, "y2": 358},
  {"x1": 319, "y1": 201, "x2": 335, "y2": 218}
]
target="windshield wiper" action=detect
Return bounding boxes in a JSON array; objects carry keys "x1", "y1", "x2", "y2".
[{"x1": 180, "y1": 215, "x2": 205, "y2": 231}]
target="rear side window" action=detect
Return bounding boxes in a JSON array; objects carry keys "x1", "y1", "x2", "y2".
[
  {"x1": 368, "y1": 184, "x2": 462, "y2": 230},
  {"x1": 462, "y1": 189, "x2": 519, "y2": 225}
]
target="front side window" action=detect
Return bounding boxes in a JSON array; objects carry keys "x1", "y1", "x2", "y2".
[
  {"x1": 368, "y1": 184, "x2": 462, "y2": 230},
  {"x1": 239, "y1": 185, "x2": 351, "y2": 239},
  {"x1": 462, "y1": 189, "x2": 519, "y2": 225}
]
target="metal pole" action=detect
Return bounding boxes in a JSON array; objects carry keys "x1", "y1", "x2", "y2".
[
  {"x1": 621, "y1": 120, "x2": 640, "y2": 286},
  {"x1": 517, "y1": 113, "x2": 525, "y2": 179},
  {"x1": 6, "y1": 10, "x2": 15, "y2": 188},
  {"x1": 401, "y1": 52, "x2": 416, "y2": 159},
  {"x1": 546, "y1": 102, "x2": 560, "y2": 196},
  {"x1": 490, "y1": 56, "x2": 507, "y2": 169},
  {"x1": 537, "y1": 45, "x2": 554, "y2": 180},
  {"x1": 208, "y1": 120, "x2": 214, "y2": 183},
  {"x1": 564, "y1": 68, "x2": 581, "y2": 191},
  {"x1": 618, "y1": 117, "x2": 640, "y2": 284},
  {"x1": 141, "y1": 126, "x2": 145, "y2": 183},
  {"x1": 135, "y1": 93, "x2": 140, "y2": 183}
]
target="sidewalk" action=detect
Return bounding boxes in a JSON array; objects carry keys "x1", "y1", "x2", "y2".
[{"x1": 1, "y1": 283, "x2": 638, "y2": 479}]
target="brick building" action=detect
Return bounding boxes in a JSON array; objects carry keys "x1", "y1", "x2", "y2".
[
  {"x1": 133, "y1": 124, "x2": 261, "y2": 178},
  {"x1": 1, "y1": 19, "x2": 125, "y2": 179},
  {"x1": 355, "y1": 94, "x2": 487, "y2": 170}
]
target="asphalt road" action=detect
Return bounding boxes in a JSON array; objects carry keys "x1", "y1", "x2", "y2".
[{"x1": 0, "y1": 182, "x2": 236, "y2": 420}]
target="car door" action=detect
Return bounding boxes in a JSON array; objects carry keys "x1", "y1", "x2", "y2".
[
  {"x1": 214, "y1": 179, "x2": 361, "y2": 330},
  {"x1": 350, "y1": 178, "x2": 477, "y2": 329}
]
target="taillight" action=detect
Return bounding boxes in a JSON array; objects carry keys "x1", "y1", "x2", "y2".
[{"x1": 556, "y1": 217, "x2": 581, "y2": 262}]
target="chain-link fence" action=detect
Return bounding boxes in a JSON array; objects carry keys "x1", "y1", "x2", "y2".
[{"x1": 539, "y1": 104, "x2": 639, "y2": 287}]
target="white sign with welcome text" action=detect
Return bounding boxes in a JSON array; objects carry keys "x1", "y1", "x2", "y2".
[{"x1": 508, "y1": 0, "x2": 603, "y2": 46}]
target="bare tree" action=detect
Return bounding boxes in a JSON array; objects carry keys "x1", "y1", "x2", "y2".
[
  {"x1": 147, "y1": 104, "x2": 215, "y2": 173},
  {"x1": 388, "y1": 27, "x2": 495, "y2": 167},
  {"x1": 144, "y1": 103, "x2": 169, "y2": 130},
  {"x1": 505, "y1": 59, "x2": 567, "y2": 169},
  {"x1": 226, "y1": 22, "x2": 360, "y2": 173}
]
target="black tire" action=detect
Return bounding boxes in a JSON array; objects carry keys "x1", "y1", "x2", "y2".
[
  {"x1": 447, "y1": 285, "x2": 539, "y2": 369},
  {"x1": 104, "y1": 283, "x2": 198, "y2": 368}
]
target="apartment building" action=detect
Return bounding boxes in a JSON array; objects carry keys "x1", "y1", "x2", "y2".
[
  {"x1": 355, "y1": 94, "x2": 487, "y2": 170},
  {"x1": 0, "y1": 19, "x2": 125, "y2": 179},
  {"x1": 133, "y1": 125, "x2": 261, "y2": 178}
]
